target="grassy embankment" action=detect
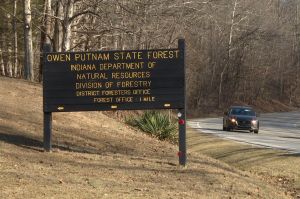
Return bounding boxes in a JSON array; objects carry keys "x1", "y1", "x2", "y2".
[
  {"x1": 0, "y1": 76, "x2": 296, "y2": 198},
  {"x1": 188, "y1": 128, "x2": 300, "y2": 198}
]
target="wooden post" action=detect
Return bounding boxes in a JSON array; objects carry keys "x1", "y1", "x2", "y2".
[
  {"x1": 44, "y1": 112, "x2": 52, "y2": 151},
  {"x1": 43, "y1": 43, "x2": 52, "y2": 151},
  {"x1": 178, "y1": 39, "x2": 186, "y2": 166}
]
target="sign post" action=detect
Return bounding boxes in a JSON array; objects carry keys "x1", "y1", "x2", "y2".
[
  {"x1": 178, "y1": 39, "x2": 186, "y2": 166},
  {"x1": 43, "y1": 43, "x2": 52, "y2": 152},
  {"x1": 43, "y1": 39, "x2": 186, "y2": 165},
  {"x1": 43, "y1": 112, "x2": 52, "y2": 151}
]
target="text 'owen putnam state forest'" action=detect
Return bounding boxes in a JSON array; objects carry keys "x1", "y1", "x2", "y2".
[{"x1": 43, "y1": 49, "x2": 184, "y2": 112}]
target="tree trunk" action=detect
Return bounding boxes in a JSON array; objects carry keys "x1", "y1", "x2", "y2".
[
  {"x1": 218, "y1": 0, "x2": 238, "y2": 108},
  {"x1": 24, "y1": 0, "x2": 34, "y2": 81},
  {"x1": 6, "y1": 14, "x2": 13, "y2": 77},
  {"x1": 62, "y1": 0, "x2": 74, "y2": 52},
  {"x1": 39, "y1": 0, "x2": 52, "y2": 82},
  {"x1": 13, "y1": 0, "x2": 18, "y2": 78},
  {"x1": 1, "y1": 29, "x2": 8, "y2": 76},
  {"x1": 54, "y1": 0, "x2": 63, "y2": 52},
  {"x1": 0, "y1": 48, "x2": 5, "y2": 76}
]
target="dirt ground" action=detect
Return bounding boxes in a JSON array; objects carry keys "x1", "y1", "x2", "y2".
[{"x1": 0, "y1": 76, "x2": 294, "y2": 198}]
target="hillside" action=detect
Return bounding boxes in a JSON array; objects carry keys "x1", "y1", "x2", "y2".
[{"x1": 0, "y1": 76, "x2": 292, "y2": 198}]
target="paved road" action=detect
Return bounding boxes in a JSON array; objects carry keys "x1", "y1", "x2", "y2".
[{"x1": 188, "y1": 111, "x2": 300, "y2": 153}]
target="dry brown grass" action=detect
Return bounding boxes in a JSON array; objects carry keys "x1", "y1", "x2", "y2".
[
  {"x1": 188, "y1": 128, "x2": 300, "y2": 198},
  {"x1": 0, "y1": 76, "x2": 294, "y2": 198}
]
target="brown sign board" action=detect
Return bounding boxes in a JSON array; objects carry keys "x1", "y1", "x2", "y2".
[
  {"x1": 42, "y1": 39, "x2": 186, "y2": 166},
  {"x1": 43, "y1": 48, "x2": 185, "y2": 112}
]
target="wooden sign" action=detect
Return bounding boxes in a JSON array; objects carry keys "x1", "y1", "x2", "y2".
[
  {"x1": 43, "y1": 39, "x2": 186, "y2": 166},
  {"x1": 43, "y1": 46, "x2": 185, "y2": 112}
]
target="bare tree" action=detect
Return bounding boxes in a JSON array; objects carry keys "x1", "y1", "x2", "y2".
[
  {"x1": 62, "y1": 0, "x2": 74, "y2": 51},
  {"x1": 0, "y1": 48, "x2": 5, "y2": 76},
  {"x1": 6, "y1": 14, "x2": 13, "y2": 77},
  {"x1": 13, "y1": 0, "x2": 18, "y2": 77},
  {"x1": 39, "y1": 0, "x2": 52, "y2": 81},
  {"x1": 24, "y1": 0, "x2": 34, "y2": 81},
  {"x1": 218, "y1": 0, "x2": 239, "y2": 108},
  {"x1": 53, "y1": 0, "x2": 64, "y2": 52}
]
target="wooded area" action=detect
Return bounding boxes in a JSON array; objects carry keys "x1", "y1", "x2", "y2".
[{"x1": 0, "y1": 0, "x2": 299, "y2": 113}]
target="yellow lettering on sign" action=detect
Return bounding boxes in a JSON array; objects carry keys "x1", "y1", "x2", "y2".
[
  {"x1": 140, "y1": 96, "x2": 155, "y2": 102},
  {"x1": 111, "y1": 71, "x2": 150, "y2": 79},
  {"x1": 114, "y1": 51, "x2": 142, "y2": 60},
  {"x1": 47, "y1": 53, "x2": 71, "y2": 62},
  {"x1": 74, "y1": 52, "x2": 110, "y2": 61},
  {"x1": 132, "y1": 89, "x2": 150, "y2": 95},
  {"x1": 93, "y1": 97, "x2": 113, "y2": 103},
  {"x1": 99, "y1": 62, "x2": 144, "y2": 70},
  {"x1": 71, "y1": 64, "x2": 96, "y2": 71},
  {"x1": 116, "y1": 81, "x2": 151, "y2": 88},
  {"x1": 76, "y1": 73, "x2": 108, "y2": 80},
  {"x1": 76, "y1": 82, "x2": 102, "y2": 89},
  {"x1": 101, "y1": 90, "x2": 131, "y2": 96},
  {"x1": 147, "y1": 50, "x2": 179, "y2": 59},
  {"x1": 76, "y1": 90, "x2": 100, "y2": 97},
  {"x1": 116, "y1": 97, "x2": 133, "y2": 103}
]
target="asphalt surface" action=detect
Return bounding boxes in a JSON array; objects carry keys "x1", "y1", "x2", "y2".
[{"x1": 188, "y1": 111, "x2": 300, "y2": 153}]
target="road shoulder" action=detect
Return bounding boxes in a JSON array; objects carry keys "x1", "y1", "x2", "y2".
[{"x1": 187, "y1": 128, "x2": 300, "y2": 198}]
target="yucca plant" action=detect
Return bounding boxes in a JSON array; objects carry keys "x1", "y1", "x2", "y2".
[{"x1": 126, "y1": 111, "x2": 177, "y2": 141}]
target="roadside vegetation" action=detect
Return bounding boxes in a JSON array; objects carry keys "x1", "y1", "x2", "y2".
[{"x1": 126, "y1": 111, "x2": 177, "y2": 143}]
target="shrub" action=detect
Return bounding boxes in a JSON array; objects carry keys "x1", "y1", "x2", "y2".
[{"x1": 126, "y1": 111, "x2": 177, "y2": 142}]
